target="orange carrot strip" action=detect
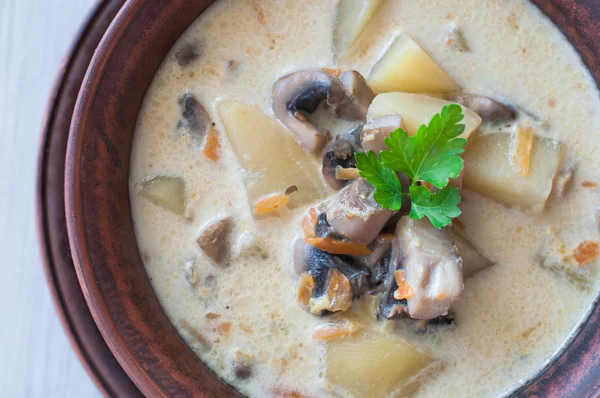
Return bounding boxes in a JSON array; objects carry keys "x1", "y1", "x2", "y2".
[
  {"x1": 511, "y1": 126, "x2": 534, "y2": 177},
  {"x1": 393, "y1": 270, "x2": 414, "y2": 300},
  {"x1": 217, "y1": 322, "x2": 232, "y2": 336},
  {"x1": 301, "y1": 208, "x2": 318, "y2": 238},
  {"x1": 309, "y1": 208, "x2": 318, "y2": 225},
  {"x1": 322, "y1": 68, "x2": 342, "y2": 78},
  {"x1": 393, "y1": 270, "x2": 406, "y2": 285},
  {"x1": 253, "y1": 194, "x2": 290, "y2": 215},
  {"x1": 394, "y1": 280, "x2": 415, "y2": 300},
  {"x1": 304, "y1": 237, "x2": 371, "y2": 256},
  {"x1": 379, "y1": 233, "x2": 395, "y2": 241},
  {"x1": 582, "y1": 181, "x2": 598, "y2": 188},
  {"x1": 572, "y1": 241, "x2": 600, "y2": 266},
  {"x1": 202, "y1": 126, "x2": 220, "y2": 162},
  {"x1": 272, "y1": 388, "x2": 310, "y2": 398},
  {"x1": 312, "y1": 320, "x2": 360, "y2": 341},
  {"x1": 452, "y1": 218, "x2": 465, "y2": 232},
  {"x1": 297, "y1": 273, "x2": 315, "y2": 307},
  {"x1": 422, "y1": 182, "x2": 434, "y2": 191}
]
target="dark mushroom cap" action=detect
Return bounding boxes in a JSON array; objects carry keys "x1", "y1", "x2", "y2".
[
  {"x1": 322, "y1": 125, "x2": 362, "y2": 190},
  {"x1": 273, "y1": 69, "x2": 345, "y2": 153}
]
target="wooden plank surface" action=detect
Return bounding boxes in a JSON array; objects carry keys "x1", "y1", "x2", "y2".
[{"x1": 0, "y1": 0, "x2": 102, "y2": 396}]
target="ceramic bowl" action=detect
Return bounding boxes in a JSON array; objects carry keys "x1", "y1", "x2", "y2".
[{"x1": 64, "y1": 0, "x2": 600, "y2": 396}]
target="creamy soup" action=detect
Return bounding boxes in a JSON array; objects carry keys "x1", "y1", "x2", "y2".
[{"x1": 129, "y1": 0, "x2": 600, "y2": 397}]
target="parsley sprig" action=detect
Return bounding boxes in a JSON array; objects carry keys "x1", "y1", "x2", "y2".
[{"x1": 355, "y1": 104, "x2": 466, "y2": 228}]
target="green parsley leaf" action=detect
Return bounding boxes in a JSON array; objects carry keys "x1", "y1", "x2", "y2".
[
  {"x1": 355, "y1": 151, "x2": 404, "y2": 211},
  {"x1": 409, "y1": 185, "x2": 462, "y2": 228},
  {"x1": 380, "y1": 104, "x2": 467, "y2": 189},
  {"x1": 356, "y1": 105, "x2": 467, "y2": 228}
]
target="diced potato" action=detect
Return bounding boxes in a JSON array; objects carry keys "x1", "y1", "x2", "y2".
[
  {"x1": 137, "y1": 175, "x2": 186, "y2": 215},
  {"x1": 218, "y1": 101, "x2": 329, "y2": 210},
  {"x1": 333, "y1": 0, "x2": 384, "y2": 61},
  {"x1": 368, "y1": 34, "x2": 460, "y2": 94},
  {"x1": 367, "y1": 92, "x2": 482, "y2": 137},
  {"x1": 326, "y1": 331, "x2": 439, "y2": 397},
  {"x1": 451, "y1": 229, "x2": 493, "y2": 278},
  {"x1": 463, "y1": 133, "x2": 561, "y2": 208}
]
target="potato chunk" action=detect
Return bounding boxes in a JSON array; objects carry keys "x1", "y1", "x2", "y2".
[
  {"x1": 326, "y1": 331, "x2": 438, "y2": 397},
  {"x1": 463, "y1": 133, "x2": 561, "y2": 208},
  {"x1": 367, "y1": 92, "x2": 482, "y2": 137},
  {"x1": 137, "y1": 175, "x2": 186, "y2": 215},
  {"x1": 218, "y1": 101, "x2": 329, "y2": 210},
  {"x1": 333, "y1": 0, "x2": 384, "y2": 61},
  {"x1": 368, "y1": 34, "x2": 460, "y2": 94}
]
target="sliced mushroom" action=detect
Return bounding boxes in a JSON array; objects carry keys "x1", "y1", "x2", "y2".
[
  {"x1": 322, "y1": 126, "x2": 362, "y2": 190},
  {"x1": 394, "y1": 217, "x2": 463, "y2": 320},
  {"x1": 355, "y1": 234, "x2": 394, "y2": 290},
  {"x1": 326, "y1": 178, "x2": 397, "y2": 244},
  {"x1": 196, "y1": 217, "x2": 233, "y2": 265},
  {"x1": 174, "y1": 41, "x2": 203, "y2": 67},
  {"x1": 314, "y1": 212, "x2": 343, "y2": 240},
  {"x1": 295, "y1": 241, "x2": 380, "y2": 315},
  {"x1": 448, "y1": 94, "x2": 515, "y2": 122},
  {"x1": 378, "y1": 278, "x2": 409, "y2": 319},
  {"x1": 232, "y1": 350, "x2": 254, "y2": 380},
  {"x1": 177, "y1": 93, "x2": 211, "y2": 138},
  {"x1": 336, "y1": 71, "x2": 375, "y2": 121},
  {"x1": 273, "y1": 69, "x2": 345, "y2": 153},
  {"x1": 360, "y1": 113, "x2": 404, "y2": 153},
  {"x1": 401, "y1": 311, "x2": 455, "y2": 334}
]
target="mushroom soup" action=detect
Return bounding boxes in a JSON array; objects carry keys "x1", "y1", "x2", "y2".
[{"x1": 129, "y1": 0, "x2": 600, "y2": 397}]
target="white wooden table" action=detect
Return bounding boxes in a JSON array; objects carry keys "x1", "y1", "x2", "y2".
[{"x1": 0, "y1": 1, "x2": 102, "y2": 396}]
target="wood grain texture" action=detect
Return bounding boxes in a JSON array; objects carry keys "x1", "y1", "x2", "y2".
[{"x1": 0, "y1": 0, "x2": 101, "y2": 396}]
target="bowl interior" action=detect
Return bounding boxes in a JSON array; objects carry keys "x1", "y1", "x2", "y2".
[{"x1": 66, "y1": 0, "x2": 600, "y2": 396}]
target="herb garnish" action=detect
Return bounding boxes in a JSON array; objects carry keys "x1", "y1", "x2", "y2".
[{"x1": 355, "y1": 104, "x2": 466, "y2": 228}]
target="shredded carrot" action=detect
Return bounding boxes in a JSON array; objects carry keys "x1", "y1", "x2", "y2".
[
  {"x1": 309, "y1": 208, "x2": 318, "y2": 225},
  {"x1": 205, "y1": 313, "x2": 221, "y2": 320},
  {"x1": 394, "y1": 281, "x2": 415, "y2": 300},
  {"x1": 297, "y1": 273, "x2": 315, "y2": 307},
  {"x1": 301, "y1": 218, "x2": 314, "y2": 238},
  {"x1": 312, "y1": 320, "x2": 361, "y2": 341},
  {"x1": 436, "y1": 292, "x2": 446, "y2": 301},
  {"x1": 572, "y1": 241, "x2": 600, "y2": 266},
  {"x1": 253, "y1": 194, "x2": 290, "y2": 215},
  {"x1": 422, "y1": 182, "x2": 434, "y2": 191},
  {"x1": 272, "y1": 388, "x2": 310, "y2": 398},
  {"x1": 202, "y1": 126, "x2": 220, "y2": 162},
  {"x1": 452, "y1": 218, "x2": 465, "y2": 232},
  {"x1": 394, "y1": 270, "x2": 406, "y2": 285},
  {"x1": 582, "y1": 181, "x2": 598, "y2": 188},
  {"x1": 217, "y1": 322, "x2": 232, "y2": 336},
  {"x1": 393, "y1": 270, "x2": 415, "y2": 300},
  {"x1": 304, "y1": 237, "x2": 371, "y2": 256},
  {"x1": 335, "y1": 166, "x2": 360, "y2": 181},
  {"x1": 301, "y1": 208, "x2": 318, "y2": 238},
  {"x1": 378, "y1": 233, "x2": 395, "y2": 241},
  {"x1": 327, "y1": 269, "x2": 353, "y2": 312},
  {"x1": 322, "y1": 68, "x2": 342, "y2": 78},
  {"x1": 511, "y1": 126, "x2": 534, "y2": 177}
]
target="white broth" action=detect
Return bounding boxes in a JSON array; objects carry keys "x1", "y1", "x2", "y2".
[{"x1": 129, "y1": 0, "x2": 600, "y2": 397}]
